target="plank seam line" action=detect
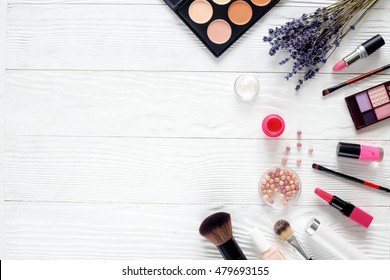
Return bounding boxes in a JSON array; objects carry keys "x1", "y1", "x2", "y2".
[
  {"x1": 6, "y1": 68, "x2": 390, "y2": 75},
  {"x1": 4, "y1": 135, "x2": 390, "y2": 142},
  {"x1": 4, "y1": 200, "x2": 390, "y2": 208}
]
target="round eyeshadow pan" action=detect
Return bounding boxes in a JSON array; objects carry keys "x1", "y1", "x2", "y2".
[
  {"x1": 228, "y1": 1, "x2": 253, "y2": 25},
  {"x1": 207, "y1": 19, "x2": 232, "y2": 44},
  {"x1": 251, "y1": 0, "x2": 272, "y2": 6},
  {"x1": 213, "y1": 0, "x2": 232, "y2": 5},
  {"x1": 188, "y1": 0, "x2": 213, "y2": 24}
]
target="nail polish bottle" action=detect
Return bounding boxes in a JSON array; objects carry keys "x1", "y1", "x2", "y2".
[
  {"x1": 249, "y1": 228, "x2": 285, "y2": 260},
  {"x1": 337, "y1": 142, "x2": 384, "y2": 162}
]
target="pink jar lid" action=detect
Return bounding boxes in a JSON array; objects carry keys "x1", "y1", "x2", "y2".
[{"x1": 262, "y1": 114, "x2": 285, "y2": 138}]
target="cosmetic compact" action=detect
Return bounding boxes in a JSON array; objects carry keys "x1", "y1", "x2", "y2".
[
  {"x1": 163, "y1": 0, "x2": 280, "y2": 57},
  {"x1": 258, "y1": 167, "x2": 301, "y2": 209},
  {"x1": 345, "y1": 81, "x2": 390, "y2": 130},
  {"x1": 262, "y1": 114, "x2": 285, "y2": 137}
]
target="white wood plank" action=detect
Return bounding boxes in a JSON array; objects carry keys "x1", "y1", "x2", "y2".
[
  {"x1": 0, "y1": 0, "x2": 8, "y2": 260},
  {"x1": 6, "y1": 0, "x2": 389, "y2": 10},
  {"x1": 4, "y1": 202, "x2": 389, "y2": 259},
  {"x1": 5, "y1": 136, "x2": 390, "y2": 206},
  {"x1": 6, "y1": 4, "x2": 390, "y2": 71},
  {"x1": 6, "y1": 70, "x2": 390, "y2": 139}
]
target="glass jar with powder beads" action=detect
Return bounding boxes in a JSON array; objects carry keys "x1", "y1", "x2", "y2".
[{"x1": 258, "y1": 167, "x2": 301, "y2": 209}]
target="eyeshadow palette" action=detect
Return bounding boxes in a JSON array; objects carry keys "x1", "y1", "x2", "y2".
[
  {"x1": 345, "y1": 81, "x2": 390, "y2": 130},
  {"x1": 164, "y1": 0, "x2": 279, "y2": 57}
]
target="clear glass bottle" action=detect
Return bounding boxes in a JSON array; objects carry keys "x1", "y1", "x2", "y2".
[{"x1": 249, "y1": 228, "x2": 285, "y2": 260}]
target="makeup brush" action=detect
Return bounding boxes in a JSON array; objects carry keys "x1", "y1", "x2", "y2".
[
  {"x1": 199, "y1": 212, "x2": 247, "y2": 260},
  {"x1": 312, "y1": 163, "x2": 390, "y2": 193},
  {"x1": 323, "y1": 64, "x2": 390, "y2": 96},
  {"x1": 273, "y1": 219, "x2": 312, "y2": 260}
]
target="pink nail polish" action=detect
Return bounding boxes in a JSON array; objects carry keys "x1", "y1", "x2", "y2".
[{"x1": 337, "y1": 142, "x2": 384, "y2": 162}]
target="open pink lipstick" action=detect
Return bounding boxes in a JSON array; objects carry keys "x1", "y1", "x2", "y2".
[
  {"x1": 332, "y1": 60, "x2": 348, "y2": 72},
  {"x1": 332, "y1": 34, "x2": 385, "y2": 72},
  {"x1": 314, "y1": 188, "x2": 373, "y2": 228}
]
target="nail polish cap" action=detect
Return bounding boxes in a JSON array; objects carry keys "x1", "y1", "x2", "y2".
[
  {"x1": 249, "y1": 228, "x2": 271, "y2": 253},
  {"x1": 337, "y1": 142, "x2": 360, "y2": 159}
]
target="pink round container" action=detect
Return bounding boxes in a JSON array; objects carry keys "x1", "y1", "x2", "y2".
[{"x1": 262, "y1": 114, "x2": 285, "y2": 137}]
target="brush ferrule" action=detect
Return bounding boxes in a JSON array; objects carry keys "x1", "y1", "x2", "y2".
[
  {"x1": 287, "y1": 235, "x2": 312, "y2": 260},
  {"x1": 217, "y1": 237, "x2": 247, "y2": 260}
]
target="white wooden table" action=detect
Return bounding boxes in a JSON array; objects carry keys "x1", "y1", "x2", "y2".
[{"x1": 0, "y1": 0, "x2": 389, "y2": 260}]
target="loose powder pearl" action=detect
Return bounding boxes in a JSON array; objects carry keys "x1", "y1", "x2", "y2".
[{"x1": 297, "y1": 142, "x2": 302, "y2": 148}]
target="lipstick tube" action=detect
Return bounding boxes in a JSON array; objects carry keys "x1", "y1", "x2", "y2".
[
  {"x1": 314, "y1": 188, "x2": 374, "y2": 228},
  {"x1": 333, "y1": 34, "x2": 385, "y2": 71},
  {"x1": 305, "y1": 218, "x2": 369, "y2": 260},
  {"x1": 337, "y1": 142, "x2": 384, "y2": 162}
]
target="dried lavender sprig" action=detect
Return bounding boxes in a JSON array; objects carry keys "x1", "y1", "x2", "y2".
[{"x1": 264, "y1": 0, "x2": 381, "y2": 91}]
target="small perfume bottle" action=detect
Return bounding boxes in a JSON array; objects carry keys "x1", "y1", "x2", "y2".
[{"x1": 249, "y1": 228, "x2": 285, "y2": 260}]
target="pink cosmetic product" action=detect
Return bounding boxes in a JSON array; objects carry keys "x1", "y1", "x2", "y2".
[
  {"x1": 345, "y1": 81, "x2": 390, "y2": 130},
  {"x1": 332, "y1": 34, "x2": 385, "y2": 72},
  {"x1": 249, "y1": 227, "x2": 285, "y2": 260},
  {"x1": 315, "y1": 188, "x2": 374, "y2": 228},
  {"x1": 262, "y1": 114, "x2": 285, "y2": 137},
  {"x1": 337, "y1": 142, "x2": 384, "y2": 162}
]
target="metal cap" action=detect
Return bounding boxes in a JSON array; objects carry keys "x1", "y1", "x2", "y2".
[{"x1": 305, "y1": 218, "x2": 321, "y2": 236}]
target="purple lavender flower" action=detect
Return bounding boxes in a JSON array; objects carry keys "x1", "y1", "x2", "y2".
[{"x1": 264, "y1": 0, "x2": 381, "y2": 91}]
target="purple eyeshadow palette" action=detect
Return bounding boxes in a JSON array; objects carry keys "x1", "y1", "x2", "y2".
[
  {"x1": 163, "y1": 0, "x2": 280, "y2": 57},
  {"x1": 345, "y1": 81, "x2": 390, "y2": 130}
]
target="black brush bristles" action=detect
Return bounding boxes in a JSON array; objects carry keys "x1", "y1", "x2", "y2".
[
  {"x1": 199, "y1": 212, "x2": 232, "y2": 246},
  {"x1": 199, "y1": 212, "x2": 247, "y2": 260}
]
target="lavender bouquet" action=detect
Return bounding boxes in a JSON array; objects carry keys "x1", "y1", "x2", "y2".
[{"x1": 264, "y1": 0, "x2": 382, "y2": 91}]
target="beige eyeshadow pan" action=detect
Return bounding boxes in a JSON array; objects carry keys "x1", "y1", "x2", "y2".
[
  {"x1": 367, "y1": 85, "x2": 389, "y2": 107},
  {"x1": 213, "y1": 0, "x2": 231, "y2": 4},
  {"x1": 188, "y1": 0, "x2": 213, "y2": 24},
  {"x1": 207, "y1": 19, "x2": 232, "y2": 44}
]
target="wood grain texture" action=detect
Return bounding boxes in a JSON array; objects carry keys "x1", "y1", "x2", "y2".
[
  {"x1": 6, "y1": 4, "x2": 390, "y2": 71},
  {"x1": 2, "y1": 0, "x2": 390, "y2": 260},
  {"x1": 4, "y1": 202, "x2": 390, "y2": 259},
  {"x1": 5, "y1": 0, "x2": 389, "y2": 9},
  {"x1": 6, "y1": 70, "x2": 390, "y2": 139},
  {"x1": 0, "y1": 0, "x2": 7, "y2": 259},
  {"x1": 5, "y1": 136, "x2": 390, "y2": 206},
  {"x1": 2, "y1": 0, "x2": 353, "y2": 7}
]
